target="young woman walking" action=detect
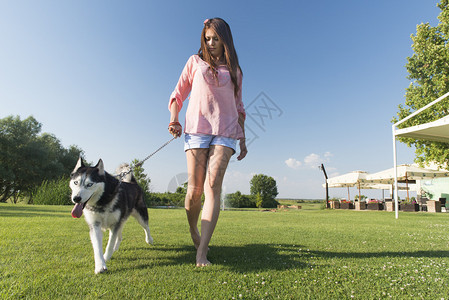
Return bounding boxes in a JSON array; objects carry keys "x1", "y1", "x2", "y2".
[{"x1": 168, "y1": 18, "x2": 247, "y2": 266}]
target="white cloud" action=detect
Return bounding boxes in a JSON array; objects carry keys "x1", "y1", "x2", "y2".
[
  {"x1": 285, "y1": 158, "x2": 302, "y2": 169},
  {"x1": 304, "y1": 153, "x2": 321, "y2": 167},
  {"x1": 286, "y1": 152, "x2": 334, "y2": 170}
]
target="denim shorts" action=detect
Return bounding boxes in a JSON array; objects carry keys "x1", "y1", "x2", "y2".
[{"x1": 184, "y1": 133, "x2": 237, "y2": 153}]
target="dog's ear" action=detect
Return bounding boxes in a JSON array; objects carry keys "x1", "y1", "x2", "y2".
[
  {"x1": 95, "y1": 159, "x2": 105, "y2": 176},
  {"x1": 72, "y1": 157, "x2": 84, "y2": 173}
]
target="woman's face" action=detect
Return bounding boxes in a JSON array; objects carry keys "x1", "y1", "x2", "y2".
[{"x1": 205, "y1": 29, "x2": 224, "y2": 59}]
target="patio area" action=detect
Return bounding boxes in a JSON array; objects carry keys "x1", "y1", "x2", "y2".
[{"x1": 329, "y1": 197, "x2": 447, "y2": 213}]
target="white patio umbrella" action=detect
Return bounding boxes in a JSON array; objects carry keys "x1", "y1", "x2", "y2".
[
  {"x1": 324, "y1": 182, "x2": 411, "y2": 201},
  {"x1": 357, "y1": 183, "x2": 411, "y2": 191},
  {"x1": 326, "y1": 182, "x2": 410, "y2": 190},
  {"x1": 326, "y1": 171, "x2": 368, "y2": 201},
  {"x1": 366, "y1": 164, "x2": 449, "y2": 210},
  {"x1": 365, "y1": 164, "x2": 449, "y2": 185}
]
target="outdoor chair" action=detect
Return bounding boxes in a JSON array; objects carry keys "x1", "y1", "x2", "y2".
[
  {"x1": 418, "y1": 197, "x2": 428, "y2": 212},
  {"x1": 440, "y1": 198, "x2": 447, "y2": 212}
]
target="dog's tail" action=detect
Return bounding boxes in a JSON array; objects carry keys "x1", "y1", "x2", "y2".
[{"x1": 115, "y1": 163, "x2": 137, "y2": 183}]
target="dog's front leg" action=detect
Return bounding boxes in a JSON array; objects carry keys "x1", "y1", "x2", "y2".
[
  {"x1": 104, "y1": 227, "x2": 120, "y2": 262},
  {"x1": 89, "y1": 224, "x2": 107, "y2": 274}
]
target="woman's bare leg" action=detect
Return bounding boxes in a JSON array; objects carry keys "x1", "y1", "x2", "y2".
[
  {"x1": 185, "y1": 149, "x2": 208, "y2": 249},
  {"x1": 196, "y1": 145, "x2": 233, "y2": 266}
]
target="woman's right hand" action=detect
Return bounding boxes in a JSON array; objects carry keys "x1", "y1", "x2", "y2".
[
  {"x1": 169, "y1": 100, "x2": 181, "y2": 138},
  {"x1": 237, "y1": 138, "x2": 247, "y2": 161},
  {"x1": 168, "y1": 122, "x2": 182, "y2": 138}
]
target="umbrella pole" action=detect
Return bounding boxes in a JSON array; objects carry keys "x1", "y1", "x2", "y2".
[
  {"x1": 406, "y1": 173, "x2": 409, "y2": 201},
  {"x1": 393, "y1": 128, "x2": 399, "y2": 219},
  {"x1": 347, "y1": 187, "x2": 350, "y2": 201},
  {"x1": 358, "y1": 182, "x2": 361, "y2": 202}
]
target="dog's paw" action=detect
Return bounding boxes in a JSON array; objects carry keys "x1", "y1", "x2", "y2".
[{"x1": 95, "y1": 266, "x2": 108, "y2": 274}]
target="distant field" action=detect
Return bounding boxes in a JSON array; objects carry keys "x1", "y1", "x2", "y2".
[
  {"x1": 2, "y1": 204, "x2": 449, "y2": 299},
  {"x1": 277, "y1": 198, "x2": 324, "y2": 203},
  {"x1": 277, "y1": 198, "x2": 324, "y2": 210}
]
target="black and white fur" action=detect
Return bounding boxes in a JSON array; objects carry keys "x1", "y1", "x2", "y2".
[{"x1": 70, "y1": 158, "x2": 153, "y2": 274}]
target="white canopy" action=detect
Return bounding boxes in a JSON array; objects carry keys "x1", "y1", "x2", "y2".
[
  {"x1": 395, "y1": 114, "x2": 449, "y2": 143},
  {"x1": 393, "y1": 91, "x2": 449, "y2": 218}
]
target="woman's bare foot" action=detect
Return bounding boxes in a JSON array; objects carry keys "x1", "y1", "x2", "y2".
[
  {"x1": 196, "y1": 249, "x2": 211, "y2": 267},
  {"x1": 196, "y1": 259, "x2": 211, "y2": 267}
]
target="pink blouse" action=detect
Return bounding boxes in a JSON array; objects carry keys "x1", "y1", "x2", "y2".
[{"x1": 169, "y1": 55, "x2": 245, "y2": 140}]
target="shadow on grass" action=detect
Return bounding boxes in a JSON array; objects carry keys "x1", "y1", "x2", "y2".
[
  {"x1": 118, "y1": 243, "x2": 449, "y2": 273},
  {"x1": 118, "y1": 243, "x2": 308, "y2": 272}
]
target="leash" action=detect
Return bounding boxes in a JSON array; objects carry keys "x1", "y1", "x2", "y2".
[{"x1": 116, "y1": 136, "x2": 176, "y2": 181}]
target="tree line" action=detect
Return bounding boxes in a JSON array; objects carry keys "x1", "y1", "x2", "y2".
[
  {"x1": 132, "y1": 164, "x2": 280, "y2": 208},
  {"x1": 1, "y1": 115, "x2": 279, "y2": 208},
  {"x1": 0, "y1": 116, "x2": 82, "y2": 203}
]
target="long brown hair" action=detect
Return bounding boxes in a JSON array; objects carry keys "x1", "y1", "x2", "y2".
[{"x1": 198, "y1": 18, "x2": 242, "y2": 97}]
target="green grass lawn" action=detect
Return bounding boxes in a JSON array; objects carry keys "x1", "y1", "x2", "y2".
[{"x1": 1, "y1": 204, "x2": 449, "y2": 299}]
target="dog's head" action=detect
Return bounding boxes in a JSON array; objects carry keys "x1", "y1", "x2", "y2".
[{"x1": 69, "y1": 158, "x2": 106, "y2": 218}]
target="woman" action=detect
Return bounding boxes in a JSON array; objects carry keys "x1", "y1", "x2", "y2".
[{"x1": 168, "y1": 18, "x2": 247, "y2": 266}]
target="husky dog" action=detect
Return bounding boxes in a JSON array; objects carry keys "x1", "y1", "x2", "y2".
[{"x1": 70, "y1": 158, "x2": 153, "y2": 274}]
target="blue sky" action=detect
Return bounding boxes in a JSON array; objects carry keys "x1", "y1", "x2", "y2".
[{"x1": 0, "y1": 0, "x2": 441, "y2": 199}]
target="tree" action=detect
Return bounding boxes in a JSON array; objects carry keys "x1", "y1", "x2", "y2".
[
  {"x1": 250, "y1": 174, "x2": 279, "y2": 208},
  {"x1": 175, "y1": 182, "x2": 188, "y2": 194},
  {"x1": 225, "y1": 191, "x2": 256, "y2": 208},
  {"x1": 0, "y1": 115, "x2": 83, "y2": 202},
  {"x1": 131, "y1": 159, "x2": 152, "y2": 196},
  {"x1": 394, "y1": 0, "x2": 449, "y2": 168}
]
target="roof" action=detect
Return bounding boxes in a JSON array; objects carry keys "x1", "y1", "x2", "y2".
[{"x1": 395, "y1": 114, "x2": 449, "y2": 143}]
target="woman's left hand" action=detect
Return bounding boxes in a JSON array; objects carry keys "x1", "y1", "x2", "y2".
[{"x1": 237, "y1": 139, "x2": 247, "y2": 161}]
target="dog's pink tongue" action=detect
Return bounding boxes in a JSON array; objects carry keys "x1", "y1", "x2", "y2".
[{"x1": 71, "y1": 203, "x2": 84, "y2": 218}]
